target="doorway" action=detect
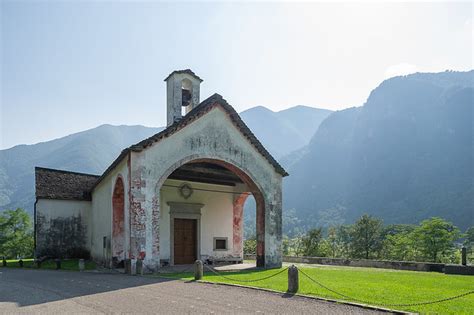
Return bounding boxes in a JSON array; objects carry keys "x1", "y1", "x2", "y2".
[{"x1": 173, "y1": 218, "x2": 197, "y2": 264}]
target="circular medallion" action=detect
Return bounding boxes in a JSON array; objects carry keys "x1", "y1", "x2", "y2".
[{"x1": 179, "y1": 183, "x2": 193, "y2": 199}]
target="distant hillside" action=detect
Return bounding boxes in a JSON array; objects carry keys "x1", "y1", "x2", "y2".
[
  {"x1": 0, "y1": 105, "x2": 329, "y2": 214},
  {"x1": 240, "y1": 105, "x2": 332, "y2": 158},
  {"x1": 0, "y1": 125, "x2": 162, "y2": 212},
  {"x1": 284, "y1": 70, "x2": 474, "y2": 231}
]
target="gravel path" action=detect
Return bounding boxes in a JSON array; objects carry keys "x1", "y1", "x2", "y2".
[{"x1": 0, "y1": 268, "x2": 390, "y2": 314}]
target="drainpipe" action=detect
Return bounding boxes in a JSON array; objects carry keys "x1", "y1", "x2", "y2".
[
  {"x1": 33, "y1": 198, "x2": 38, "y2": 259},
  {"x1": 128, "y1": 152, "x2": 132, "y2": 260}
]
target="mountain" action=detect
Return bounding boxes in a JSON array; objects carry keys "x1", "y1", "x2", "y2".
[
  {"x1": 0, "y1": 125, "x2": 163, "y2": 212},
  {"x1": 284, "y1": 70, "x2": 474, "y2": 231},
  {"x1": 240, "y1": 106, "x2": 332, "y2": 158},
  {"x1": 0, "y1": 105, "x2": 329, "y2": 214}
]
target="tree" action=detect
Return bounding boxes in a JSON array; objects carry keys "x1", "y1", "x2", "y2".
[
  {"x1": 301, "y1": 228, "x2": 324, "y2": 257},
  {"x1": 350, "y1": 214, "x2": 384, "y2": 259},
  {"x1": 413, "y1": 217, "x2": 461, "y2": 263},
  {"x1": 291, "y1": 234, "x2": 305, "y2": 257},
  {"x1": 326, "y1": 226, "x2": 339, "y2": 257},
  {"x1": 243, "y1": 237, "x2": 257, "y2": 255},
  {"x1": 463, "y1": 226, "x2": 474, "y2": 248},
  {"x1": 336, "y1": 225, "x2": 353, "y2": 258},
  {"x1": 0, "y1": 208, "x2": 34, "y2": 259},
  {"x1": 382, "y1": 224, "x2": 419, "y2": 261}
]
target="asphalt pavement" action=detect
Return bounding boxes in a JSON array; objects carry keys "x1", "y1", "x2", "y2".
[{"x1": 0, "y1": 268, "x2": 389, "y2": 314}]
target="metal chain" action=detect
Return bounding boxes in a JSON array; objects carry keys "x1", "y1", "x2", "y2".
[
  {"x1": 203, "y1": 264, "x2": 289, "y2": 283},
  {"x1": 142, "y1": 262, "x2": 195, "y2": 275},
  {"x1": 299, "y1": 268, "x2": 474, "y2": 307}
]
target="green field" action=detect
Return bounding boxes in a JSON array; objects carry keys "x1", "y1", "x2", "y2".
[
  {"x1": 159, "y1": 264, "x2": 474, "y2": 314},
  {"x1": 1, "y1": 258, "x2": 96, "y2": 271}
]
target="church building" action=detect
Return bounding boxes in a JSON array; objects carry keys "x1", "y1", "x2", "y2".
[{"x1": 34, "y1": 70, "x2": 287, "y2": 270}]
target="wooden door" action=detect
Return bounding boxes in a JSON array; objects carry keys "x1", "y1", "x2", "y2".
[{"x1": 174, "y1": 218, "x2": 197, "y2": 264}]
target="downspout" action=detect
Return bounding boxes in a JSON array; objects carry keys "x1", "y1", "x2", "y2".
[
  {"x1": 128, "y1": 151, "x2": 132, "y2": 259},
  {"x1": 33, "y1": 198, "x2": 38, "y2": 259}
]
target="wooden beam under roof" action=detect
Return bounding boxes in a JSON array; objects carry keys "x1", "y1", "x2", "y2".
[{"x1": 167, "y1": 162, "x2": 243, "y2": 186}]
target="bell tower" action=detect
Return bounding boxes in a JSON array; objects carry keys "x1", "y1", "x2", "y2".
[{"x1": 164, "y1": 69, "x2": 203, "y2": 126}]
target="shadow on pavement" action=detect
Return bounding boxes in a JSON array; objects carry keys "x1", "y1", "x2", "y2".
[{"x1": 0, "y1": 267, "x2": 176, "y2": 307}]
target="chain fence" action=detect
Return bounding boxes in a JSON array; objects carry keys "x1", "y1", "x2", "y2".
[
  {"x1": 203, "y1": 264, "x2": 289, "y2": 283},
  {"x1": 131, "y1": 260, "x2": 473, "y2": 308},
  {"x1": 298, "y1": 268, "x2": 474, "y2": 307}
]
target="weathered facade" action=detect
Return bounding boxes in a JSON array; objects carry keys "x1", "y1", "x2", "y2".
[{"x1": 35, "y1": 70, "x2": 288, "y2": 270}]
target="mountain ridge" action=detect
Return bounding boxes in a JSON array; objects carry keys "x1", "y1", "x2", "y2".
[
  {"x1": 0, "y1": 105, "x2": 330, "y2": 213},
  {"x1": 283, "y1": 70, "x2": 473, "y2": 231}
]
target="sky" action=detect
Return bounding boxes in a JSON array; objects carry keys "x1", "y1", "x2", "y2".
[{"x1": 1, "y1": 1, "x2": 472, "y2": 150}]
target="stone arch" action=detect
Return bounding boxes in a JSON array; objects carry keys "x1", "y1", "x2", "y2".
[
  {"x1": 154, "y1": 155, "x2": 267, "y2": 267},
  {"x1": 112, "y1": 176, "x2": 125, "y2": 262}
]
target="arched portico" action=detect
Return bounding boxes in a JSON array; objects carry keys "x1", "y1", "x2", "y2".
[
  {"x1": 127, "y1": 102, "x2": 284, "y2": 270},
  {"x1": 156, "y1": 157, "x2": 267, "y2": 267},
  {"x1": 129, "y1": 153, "x2": 282, "y2": 270}
]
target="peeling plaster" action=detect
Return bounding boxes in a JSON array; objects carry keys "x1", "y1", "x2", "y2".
[{"x1": 127, "y1": 108, "x2": 283, "y2": 269}]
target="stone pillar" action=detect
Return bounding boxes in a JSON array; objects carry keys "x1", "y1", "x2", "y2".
[
  {"x1": 461, "y1": 247, "x2": 467, "y2": 266},
  {"x1": 124, "y1": 259, "x2": 131, "y2": 274},
  {"x1": 266, "y1": 177, "x2": 283, "y2": 269},
  {"x1": 256, "y1": 193, "x2": 265, "y2": 268},
  {"x1": 233, "y1": 193, "x2": 249, "y2": 258},
  {"x1": 130, "y1": 258, "x2": 137, "y2": 275},
  {"x1": 288, "y1": 265, "x2": 299, "y2": 293},
  {"x1": 55, "y1": 259, "x2": 61, "y2": 270},
  {"x1": 194, "y1": 260, "x2": 203, "y2": 280},
  {"x1": 78, "y1": 259, "x2": 85, "y2": 272},
  {"x1": 136, "y1": 259, "x2": 144, "y2": 275}
]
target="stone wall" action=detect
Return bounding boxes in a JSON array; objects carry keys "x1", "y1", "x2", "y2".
[
  {"x1": 244, "y1": 254, "x2": 474, "y2": 275},
  {"x1": 35, "y1": 199, "x2": 91, "y2": 258},
  {"x1": 90, "y1": 157, "x2": 130, "y2": 265}
]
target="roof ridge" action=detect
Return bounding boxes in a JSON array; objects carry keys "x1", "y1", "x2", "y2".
[
  {"x1": 164, "y1": 69, "x2": 203, "y2": 82},
  {"x1": 92, "y1": 93, "x2": 288, "y2": 190},
  {"x1": 35, "y1": 166, "x2": 100, "y2": 177}
]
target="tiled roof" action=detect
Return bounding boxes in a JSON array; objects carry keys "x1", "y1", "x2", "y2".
[
  {"x1": 164, "y1": 69, "x2": 203, "y2": 82},
  {"x1": 35, "y1": 167, "x2": 100, "y2": 200},
  {"x1": 93, "y1": 93, "x2": 289, "y2": 189}
]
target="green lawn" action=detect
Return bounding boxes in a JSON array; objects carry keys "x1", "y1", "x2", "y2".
[
  {"x1": 159, "y1": 264, "x2": 474, "y2": 314},
  {"x1": 1, "y1": 258, "x2": 96, "y2": 271}
]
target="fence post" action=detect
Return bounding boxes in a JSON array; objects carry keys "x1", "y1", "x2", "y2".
[
  {"x1": 194, "y1": 260, "x2": 203, "y2": 280},
  {"x1": 78, "y1": 259, "x2": 85, "y2": 272},
  {"x1": 130, "y1": 259, "x2": 137, "y2": 275},
  {"x1": 2, "y1": 258, "x2": 6, "y2": 267},
  {"x1": 55, "y1": 259, "x2": 61, "y2": 270},
  {"x1": 136, "y1": 259, "x2": 144, "y2": 275},
  {"x1": 18, "y1": 259, "x2": 23, "y2": 268},
  {"x1": 288, "y1": 265, "x2": 299, "y2": 293},
  {"x1": 461, "y1": 247, "x2": 467, "y2": 266},
  {"x1": 124, "y1": 259, "x2": 131, "y2": 274}
]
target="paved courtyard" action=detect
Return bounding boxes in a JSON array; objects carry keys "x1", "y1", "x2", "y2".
[{"x1": 0, "y1": 268, "x2": 389, "y2": 314}]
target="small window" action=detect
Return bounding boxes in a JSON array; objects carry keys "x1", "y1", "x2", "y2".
[{"x1": 214, "y1": 237, "x2": 228, "y2": 251}]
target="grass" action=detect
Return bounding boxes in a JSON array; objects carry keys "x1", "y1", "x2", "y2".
[
  {"x1": 159, "y1": 264, "x2": 474, "y2": 314},
  {"x1": 1, "y1": 258, "x2": 96, "y2": 271}
]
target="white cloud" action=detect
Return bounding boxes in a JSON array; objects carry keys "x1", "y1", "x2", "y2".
[{"x1": 384, "y1": 63, "x2": 419, "y2": 79}]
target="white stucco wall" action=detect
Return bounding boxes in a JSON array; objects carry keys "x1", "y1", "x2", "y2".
[
  {"x1": 90, "y1": 157, "x2": 130, "y2": 263},
  {"x1": 131, "y1": 105, "x2": 283, "y2": 268},
  {"x1": 36, "y1": 199, "x2": 91, "y2": 256},
  {"x1": 159, "y1": 179, "x2": 241, "y2": 262}
]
